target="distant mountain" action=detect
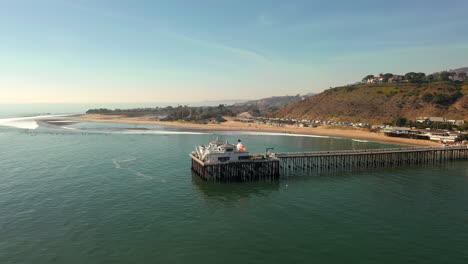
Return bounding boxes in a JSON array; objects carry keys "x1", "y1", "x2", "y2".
[
  {"x1": 236, "y1": 94, "x2": 314, "y2": 113},
  {"x1": 271, "y1": 82, "x2": 467, "y2": 124}
]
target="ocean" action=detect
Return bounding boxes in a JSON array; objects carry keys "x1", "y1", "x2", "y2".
[{"x1": 0, "y1": 109, "x2": 467, "y2": 264}]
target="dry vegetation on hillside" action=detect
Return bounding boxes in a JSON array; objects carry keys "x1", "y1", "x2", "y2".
[{"x1": 272, "y1": 82, "x2": 468, "y2": 124}]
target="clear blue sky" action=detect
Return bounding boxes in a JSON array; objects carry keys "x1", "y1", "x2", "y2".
[{"x1": 1, "y1": 0, "x2": 468, "y2": 103}]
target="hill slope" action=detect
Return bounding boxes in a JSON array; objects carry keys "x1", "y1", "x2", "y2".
[
  {"x1": 235, "y1": 94, "x2": 313, "y2": 113},
  {"x1": 272, "y1": 82, "x2": 468, "y2": 124}
]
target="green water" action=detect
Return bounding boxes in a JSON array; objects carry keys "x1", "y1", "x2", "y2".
[{"x1": 0, "y1": 119, "x2": 467, "y2": 263}]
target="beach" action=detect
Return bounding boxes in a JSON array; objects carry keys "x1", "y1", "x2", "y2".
[{"x1": 75, "y1": 114, "x2": 440, "y2": 147}]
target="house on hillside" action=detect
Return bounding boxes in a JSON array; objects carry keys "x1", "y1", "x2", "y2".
[
  {"x1": 388, "y1": 75, "x2": 405, "y2": 83},
  {"x1": 367, "y1": 76, "x2": 385, "y2": 84},
  {"x1": 416, "y1": 117, "x2": 429, "y2": 123},
  {"x1": 428, "y1": 117, "x2": 447, "y2": 123},
  {"x1": 367, "y1": 75, "x2": 405, "y2": 84},
  {"x1": 416, "y1": 117, "x2": 448, "y2": 123},
  {"x1": 448, "y1": 119, "x2": 465, "y2": 126}
]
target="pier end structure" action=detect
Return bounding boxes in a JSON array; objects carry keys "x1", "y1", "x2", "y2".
[{"x1": 190, "y1": 154, "x2": 280, "y2": 182}]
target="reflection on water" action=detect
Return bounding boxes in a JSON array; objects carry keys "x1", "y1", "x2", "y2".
[{"x1": 191, "y1": 172, "x2": 280, "y2": 201}]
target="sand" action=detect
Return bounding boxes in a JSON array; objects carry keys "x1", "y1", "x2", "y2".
[{"x1": 75, "y1": 114, "x2": 441, "y2": 147}]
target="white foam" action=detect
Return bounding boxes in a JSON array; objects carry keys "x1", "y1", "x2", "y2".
[
  {"x1": 0, "y1": 118, "x2": 38, "y2": 129},
  {"x1": 122, "y1": 130, "x2": 208, "y2": 135},
  {"x1": 352, "y1": 139, "x2": 369, "y2": 143},
  {"x1": 0, "y1": 114, "x2": 73, "y2": 130},
  {"x1": 224, "y1": 131, "x2": 330, "y2": 138}
]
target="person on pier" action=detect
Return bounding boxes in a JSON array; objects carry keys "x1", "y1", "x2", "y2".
[{"x1": 237, "y1": 139, "x2": 245, "y2": 152}]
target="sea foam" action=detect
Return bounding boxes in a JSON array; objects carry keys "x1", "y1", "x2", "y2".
[
  {"x1": 221, "y1": 131, "x2": 330, "y2": 138},
  {"x1": 0, "y1": 114, "x2": 72, "y2": 130},
  {"x1": 121, "y1": 130, "x2": 208, "y2": 135}
]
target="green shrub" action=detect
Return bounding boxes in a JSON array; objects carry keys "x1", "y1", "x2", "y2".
[
  {"x1": 422, "y1": 93, "x2": 434, "y2": 102},
  {"x1": 215, "y1": 116, "x2": 227, "y2": 123}
]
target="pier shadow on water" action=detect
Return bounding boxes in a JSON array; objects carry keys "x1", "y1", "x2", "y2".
[{"x1": 191, "y1": 172, "x2": 280, "y2": 201}]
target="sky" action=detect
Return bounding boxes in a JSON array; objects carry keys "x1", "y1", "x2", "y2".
[{"x1": 1, "y1": 0, "x2": 468, "y2": 103}]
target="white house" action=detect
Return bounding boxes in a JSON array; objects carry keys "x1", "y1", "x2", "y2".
[
  {"x1": 367, "y1": 75, "x2": 405, "y2": 84},
  {"x1": 367, "y1": 76, "x2": 385, "y2": 84}
]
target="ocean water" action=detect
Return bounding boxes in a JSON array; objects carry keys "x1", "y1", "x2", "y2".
[{"x1": 0, "y1": 114, "x2": 467, "y2": 263}]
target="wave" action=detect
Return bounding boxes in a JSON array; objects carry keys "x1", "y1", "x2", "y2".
[
  {"x1": 0, "y1": 114, "x2": 73, "y2": 130},
  {"x1": 352, "y1": 139, "x2": 369, "y2": 143},
  {"x1": 121, "y1": 130, "x2": 209, "y2": 135},
  {"x1": 223, "y1": 131, "x2": 330, "y2": 138}
]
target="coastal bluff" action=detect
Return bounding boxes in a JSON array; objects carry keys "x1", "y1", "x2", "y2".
[{"x1": 272, "y1": 82, "x2": 468, "y2": 124}]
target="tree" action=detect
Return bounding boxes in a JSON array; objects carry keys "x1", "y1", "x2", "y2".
[
  {"x1": 362, "y1": 75, "x2": 374, "y2": 82},
  {"x1": 415, "y1": 72, "x2": 426, "y2": 82},
  {"x1": 430, "y1": 92, "x2": 463, "y2": 106},
  {"x1": 459, "y1": 123, "x2": 468, "y2": 131},
  {"x1": 394, "y1": 117, "x2": 408, "y2": 127},
  {"x1": 439, "y1": 71, "x2": 451, "y2": 81},
  {"x1": 427, "y1": 74, "x2": 435, "y2": 82},
  {"x1": 458, "y1": 72, "x2": 467, "y2": 82},
  {"x1": 383, "y1": 73, "x2": 393, "y2": 78},
  {"x1": 405, "y1": 72, "x2": 426, "y2": 83},
  {"x1": 405, "y1": 72, "x2": 416, "y2": 81},
  {"x1": 383, "y1": 73, "x2": 393, "y2": 83}
]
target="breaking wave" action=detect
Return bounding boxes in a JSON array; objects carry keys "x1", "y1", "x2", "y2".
[
  {"x1": 121, "y1": 130, "x2": 208, "y2": 135},
  {"x1": 0, "y1": 115, "x2": 70, "y2": 130},
  {"x1": 0, "y1": 117, "x2": 38, "y2": 129},
  {"x1": 224, "y1": 131, "x2": 330, "y2": 138},
  {"x1": 352, "y1": 139, "x2": 369, "y2": 143}
]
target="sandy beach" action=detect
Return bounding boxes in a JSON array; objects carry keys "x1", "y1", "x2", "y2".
[{"x1": 75, "y1": 114, "x2": 441, "y2": 147}]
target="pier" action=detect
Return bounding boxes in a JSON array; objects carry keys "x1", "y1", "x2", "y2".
[
  {"x1": 190, "y1": 153, "x2": 280, "y2": 182},
  {"x1": 190, "y1": 146, "x2": 468, "y2": 181}
]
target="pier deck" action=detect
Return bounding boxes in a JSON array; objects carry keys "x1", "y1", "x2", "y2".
[
  {"x1": 191, "y1": 146, "x2": 468, "y2": 181},
  {"x1": 274, "y1": 146, "x2": 468, "y2": 175}
]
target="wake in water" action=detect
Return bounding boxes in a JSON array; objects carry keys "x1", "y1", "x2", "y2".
[{"x1": 112, "y1": 158, "x2": 154, "y2": 180}]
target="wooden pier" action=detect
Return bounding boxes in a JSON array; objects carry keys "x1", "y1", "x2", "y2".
[
  {"x1": 190, "y1": 146, "x2": 468, "y2": 181},
  {"x1": 190, "y1": 154, "x2": 280, "y2": 182}
]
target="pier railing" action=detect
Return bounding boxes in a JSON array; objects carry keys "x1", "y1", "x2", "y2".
[
  {"x1": 274, "y1": 146, "x2": 468, "y2": 175},
  {"x1": 273, "y1": 146, "x2": 468, "y2": 158}
]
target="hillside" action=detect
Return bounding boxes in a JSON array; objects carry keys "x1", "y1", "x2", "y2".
[
  {"x1": 236, "y1": 94, "x2": 313, "y2": 113},
  {"x1": 272, "y1": 82, "x2": 468, "y2": 124}
]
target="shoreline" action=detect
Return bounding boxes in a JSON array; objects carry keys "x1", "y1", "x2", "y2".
[{"x1": 74, "y1": 114, "x2": 441, "y2": 147}]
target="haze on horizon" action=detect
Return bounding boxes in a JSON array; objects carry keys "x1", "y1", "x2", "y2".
[{"x1": 1, "y1": 0, "x2": 468, "y2": 104}]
